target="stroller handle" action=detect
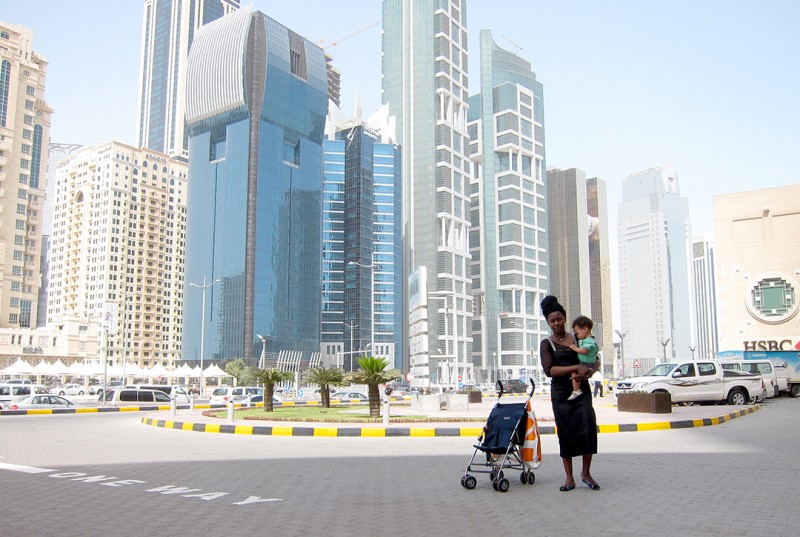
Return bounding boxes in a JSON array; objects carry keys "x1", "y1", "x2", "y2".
[{"x1": 495, "y1": 378, "x2": 537, "y2": 399}]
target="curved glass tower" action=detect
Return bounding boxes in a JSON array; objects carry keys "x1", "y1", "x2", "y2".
[{"x1": 182, "y1": 9, "x2": 328, "y2": 362}]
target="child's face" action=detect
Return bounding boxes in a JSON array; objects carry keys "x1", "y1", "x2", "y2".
[{"x1": 573, "y1": 324, "x2": 591, "y2": 339}]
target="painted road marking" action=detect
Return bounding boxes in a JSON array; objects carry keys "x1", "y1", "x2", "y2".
[{"x1": 0, "y1": 464, "x2": 283, "y2": 506}]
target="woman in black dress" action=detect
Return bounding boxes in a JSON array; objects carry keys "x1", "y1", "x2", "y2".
[{"x1": 539, "y1": 295, "x2": 600, "y2": 491}]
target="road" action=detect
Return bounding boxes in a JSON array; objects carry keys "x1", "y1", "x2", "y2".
[{"x1": 1, "y1": 398, "x2": 799, "y2": 536}]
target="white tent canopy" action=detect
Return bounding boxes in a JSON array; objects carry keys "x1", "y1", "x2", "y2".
[
  {"x1": 1, "y1": 358, "x2": 34, "y2": 375},
  {"x1": 203, "y1": 363, "x2": 231, "y2": 377}
]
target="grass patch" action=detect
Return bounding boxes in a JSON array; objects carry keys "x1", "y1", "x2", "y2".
[{"x1": 202, "y1": 404, "x2": 486, "y2": 423}]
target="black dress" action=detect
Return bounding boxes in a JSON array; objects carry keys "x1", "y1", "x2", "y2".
[{"x1": 540, "y1": 336, "x2": 598, "y2": 458}]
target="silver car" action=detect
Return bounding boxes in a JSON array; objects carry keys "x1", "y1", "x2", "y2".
[{"x1": 2, "y1": 394, "x2": 74, "y2": 411}]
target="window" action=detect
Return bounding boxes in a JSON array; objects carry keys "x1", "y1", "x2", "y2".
[
  {"x1": 10, "y1": 298, "x2": 19, "y2": 307},
  {"x1": 12, "y1": 250, "x2": 22, "y2": 261},
  {"x1": 14, "y1": 235, "x2": 23, "y2": 245},
  {"x1": 9, "y1": 314, "x2": 18, "y2": 323},
  {"x1": 15, "y1": 219, "x2": 25, "y2": 230},
  {"x1": 698, "y1": 363, "x2": 717, "y2": 376},
  {"x1": 26, "y1": 85, "x2": 35, "y2": 96},
  {"x1": 21, "y1": 144, "x2": 31, "y2": 154},
  {"x1": 19, "y1": 173, "x2": 28, "y2": 184},
  {"x1": 12, "y1": 266, "x2": 22, "y2": 276},
  {"x1": 0, "y1": 59, "x2": 10, "y2": 127},
  {"x1": 25, "y1": 99, "x2": 34, "y2": 110},
  {"x1": 16, "y1": 203, "x2": 25, "y2": 214},
  {"x1": 18, "y1": 188, "x2": 26, "y2": 199},
  {"x1": 22, "y1": 129, "x2": 32, "y2": 140}
]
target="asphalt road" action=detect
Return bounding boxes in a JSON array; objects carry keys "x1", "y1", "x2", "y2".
[{"x1": 1, "y1": 398, "x2": 799, "y2": 537}]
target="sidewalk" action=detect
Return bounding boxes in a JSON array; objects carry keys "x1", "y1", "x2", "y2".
[{"x1": 140, "y1": 394, "x2": 760, "y2": 436}]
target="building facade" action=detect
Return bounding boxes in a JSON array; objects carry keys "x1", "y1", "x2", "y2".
[
  {"x1": 383, "y1": 0, "x2": 473, "y2": 384},
  {"x1": 183, "y1": 9, "x2": 328, "y2": 362},
  {"x1": 47, "y1": 141, "x2": 188, "y2": 369},
  {"x1": 586, "y1": 176, "x2": 614, "y2": 369},
  {"x1": 321, "y1": 123, "x2": 402, "y2": 371},
  {"x1": 713, "y1": 185, "x2": 800, "y2": 353},
  {"x1": 468, "y1": 30, "x2": 548, "y2": 384},
  {"x1": 0, "y1": 22, "x2": 52, "y2": 330},
  {"x1": 618, "y1": 166, "x2": 693, "y2": 374},
  {"x1": 691, "y1": 236, "x2": 718, "y2": 359},
  {"x1": 136, "y1": 0, "x2": 239, "y2": 160},
  {"x1": 545, "y1": 168, "x2": 591, "y2": 323}
]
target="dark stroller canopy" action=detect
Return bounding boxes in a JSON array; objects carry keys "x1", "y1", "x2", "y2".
[{"x1": 476, "y1": 402, "x2": 527, "y2": 455}]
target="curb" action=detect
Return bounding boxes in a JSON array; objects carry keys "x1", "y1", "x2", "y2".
[{"x1": 140, "y1": 405, "x2": 759, "y2": 437}]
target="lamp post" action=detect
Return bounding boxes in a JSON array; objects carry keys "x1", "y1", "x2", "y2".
[
  {"x1": 688, "y1": 345, "x2": 696, "y2": 361},
  {"x1": 344, "y1": 321, "x2": 358, "y2": 371},
  {"x1": 348, "y1": 254, "x2": 376, "y2": 353},
  {"x1": 614, "y1": 330, "x2": 626, "y2": 379},
  {"x1": 257, "y1": 334, "x2": 267, "y2": 369},
  {"x1": 659, "y1": 338, "x2": 671, "y2": 363},
  {"x1": 120, "y1": 292, "x2": 134, "y2": 383},
  {"x1": 429, "y1": 291, "x2": 456, "y2": 388},
  {"x1": 189, "y1": 276, "x2": 221, "y2": 396}
]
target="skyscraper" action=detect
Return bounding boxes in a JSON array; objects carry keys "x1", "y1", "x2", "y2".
[
  {"x1": 321, "y1": 121, "x2": 402, "y2": 371},
  {"x1": 136, "y1": 0, "x2": 239, "y2": 160},
  {"x1": 691, "y1": 236, "x2": 718, "y2": 359},
  {"x1": 546, "y1": 168, "x2": 591, "y2": 322},
  {"x1": 183, "y1": 9, "x2": 328, "y2": 362},
  {"x1": 383, "y1": 0, "x2": 472, "y2": 384},
  {"x1": 586, "y1": 176, "x2": 613, "y2": 367},
  {"x1": 618, "y1": 166, "x2": 693, "y2": 373},
  {"x1": 545, "y1": 168, "x2": 614, "y2": 370},
  {"x1": 468, "y1": 30, "x2": 548, "y2": 384},
  {"x1": 0, "y1": 22, "x2": 52, "y2": 329},
  {"x1": 47, "y1": 141, "x2": 188, "y2": 369}
]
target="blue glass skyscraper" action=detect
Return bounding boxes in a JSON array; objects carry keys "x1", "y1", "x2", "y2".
[
  {"x1": 321, "y1": 124, "x2": 403, "y2": 370},
  {"x1": 182, "y1": 9, "x2": 328, "y2": 362}
]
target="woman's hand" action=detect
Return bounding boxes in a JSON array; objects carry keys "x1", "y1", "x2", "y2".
[{"x1": 576, "y1": 364, "x2": 592, "y2": 380}]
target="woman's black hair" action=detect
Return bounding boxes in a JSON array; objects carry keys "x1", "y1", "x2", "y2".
[{"x1": 540, "y1": 295, "x2": 566, "y2": 318}]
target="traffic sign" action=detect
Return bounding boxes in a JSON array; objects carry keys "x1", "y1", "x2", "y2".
[
  {"x1": 297, "y1": 389, "x2": 304, "y2": 398},
  {"x1": 406, "y1": 372, "x2": 414, "y2": 381},
  {"x1": 633, "y1": 359, "x2": 641, "y2": 369}
]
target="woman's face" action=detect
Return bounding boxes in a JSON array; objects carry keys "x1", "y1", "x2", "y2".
[{"x1": 547, "y1": 311, "x2": 566, "y2": 334}]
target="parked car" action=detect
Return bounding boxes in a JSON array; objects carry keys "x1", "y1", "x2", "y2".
[
  {"x1": 92, "y1": 381, "x2": 124, "y2": 397},
  {"x1": 49, "y1": 383, "x2": 86, "y2": 396},
  {"x1": 232, "y1": 394, "x2": 283, "y2": 405},
  {"x1": 333, "y1": 391, "x2": 368, "y2": 401},
  {"x1": 99, "y1": 388, "x2": 172, "y2": 406},
  {"x1": 0, "y1": 384, "x2": 49, "y2": 404},
  {"x1": 4, "y1": 378, "x2": 33, "y2": 385},
  {"x1": 209, "y1": 386, "x2": 264, "y2": 405},
  {"x1": 2, "y1": 394, "x2": 75, "y2": 410},
  {"x1": 497, "y1": 378, "x2": 527, "y2": 394},
  {"x1": 124, "y1": 385, "x2": 191, "y2": 403}
]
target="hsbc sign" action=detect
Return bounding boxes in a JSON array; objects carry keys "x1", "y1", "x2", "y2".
[{"x1": 742, "y1": 339, "x2": 800, "y2": 351}]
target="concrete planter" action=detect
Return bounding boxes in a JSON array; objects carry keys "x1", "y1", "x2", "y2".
[
  {"x1": 617, "y1": 392, "x2": 672, "y2": 414},
  {"x1": 411, "y1": 394, "x2": 441, "y2": 412},
  {"x1": 468, "y1": 390, "x2": 482, "y2": 403}
]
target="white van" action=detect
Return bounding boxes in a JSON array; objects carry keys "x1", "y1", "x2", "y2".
[
  {"x1": 125, "y1": 385, "x2": 191, "y2": 403},
  {"x1": 720, "y1": 360, "x2": 785, "y2": 398},
  {"x1": 100, "y1": 388, "x2": 172, "y2": 406},
  {"x1": 209, "y1": 386, "x2": 264, "y2": 405},
  {"x1": 0, "y1": 383, "x2": 48, "y2": 403}
]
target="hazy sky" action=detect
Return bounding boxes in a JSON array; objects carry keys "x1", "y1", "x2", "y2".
[{"x1": 4, "y1": 0, "x2": 798, "y2": 240}]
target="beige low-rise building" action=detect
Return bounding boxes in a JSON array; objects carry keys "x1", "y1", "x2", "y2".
[{"x1": 714, "y1": 184, "x2": 800, "y2": 352}]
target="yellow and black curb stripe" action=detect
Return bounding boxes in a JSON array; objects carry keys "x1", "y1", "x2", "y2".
[{"x1": 140, "y1": 405, "x2": 759, "y2": 437}]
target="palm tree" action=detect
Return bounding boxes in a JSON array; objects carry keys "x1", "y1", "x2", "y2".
[
  {"x1": 250, "y1": 368, "x2": 293, "y2": 412},
  {"x1": 225, "y1": 358, "x2": 253, "y2": 386},
  {"x1": 305, "y1": 367, "x2": 346, "y2": 408},
  {"x1": 346, "y1": 356, "x2": 401, "y2": 418}
]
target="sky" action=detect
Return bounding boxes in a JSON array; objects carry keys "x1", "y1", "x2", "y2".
[{"x1": 3, "y1": 0, "x2": 798, "y2": 238}]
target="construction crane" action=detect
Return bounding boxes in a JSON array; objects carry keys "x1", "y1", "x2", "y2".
[
  {"x1": 502, "y1": 35, "x2": 523, "y2": 55},
  {"x1": 319, "y1": 19, "x2": 381, "y2": 50}
]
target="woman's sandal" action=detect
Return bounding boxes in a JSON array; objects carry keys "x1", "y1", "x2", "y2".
[
  {"x1": 581, "y1": 478, "x2": 600, "y2": 490},
  {"x1": 559, "y1": 483, "x2": 576, "y2": 492}
]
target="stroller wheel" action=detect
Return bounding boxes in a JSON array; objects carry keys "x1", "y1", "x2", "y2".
[
  {"x1": 520, "y1": 472, "x2": 527, "y2": 484},
  {"x1": 497, "y1": 478, "x2": 510, "y2": 492},
  {"x1": 527, "y1": 471, "x2": 536, "y2": 485},
  {"x1": 460, "y1": 477, "x2": 466, "y2": 488},
  {"x1": 464, "y1": 475, "x2": 477, "y2": 489},
  {"x1": 492, "y1": 480, "x2": 499, "y2": 491},
  {"x1": 489, "y1": 470, "x2": 496, "y2": 481}
]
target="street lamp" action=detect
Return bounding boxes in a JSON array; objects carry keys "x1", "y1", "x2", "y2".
[
  {"x1": 615, "y1": 330, "x2": 626, "y2": 379},
  {"x1": 429, "y1": 291, "x2": 457, "y2": 388},
  {"x1": 257, "y1": 334, "x2": 267, "y2": 369},
  {"x1": 688, "y1": 345, "x2": 696, "y2": 361},
  {"x1": 344, "y1": 321, "x2": 358, "y2": 371},
  {"x1": 659, "y1": 338, "x2": 671, "y2": 363},
  {"x1": 348, "y1": 255, "x2": 376, "y2": 353},
  {"x1": 189, "y1": 276, "x2": 221, "y2": 395}
]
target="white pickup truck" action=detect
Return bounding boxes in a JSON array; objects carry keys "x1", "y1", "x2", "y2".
[{"x1": 615, "y1": 360, "x2": 764, "y2": 405}]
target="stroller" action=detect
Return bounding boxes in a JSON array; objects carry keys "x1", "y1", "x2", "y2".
[{"x1": 460, "y1": 379, "x2": 541, "y2": 492}]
